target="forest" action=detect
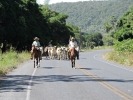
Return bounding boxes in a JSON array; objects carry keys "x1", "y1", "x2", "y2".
[
  {"x1": 0, "y1": 0, "x2": 133, "y2": 54},
  {"x1": 49, "y1": 0, "x2": 133, "y2": 33},
  {"x1": 0, "y1": 0, "x2": 78, "y2": 53}
]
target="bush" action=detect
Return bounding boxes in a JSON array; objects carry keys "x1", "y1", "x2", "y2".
[{"x1": 114, "y1": 39, "x2": 133, "y2": 53}]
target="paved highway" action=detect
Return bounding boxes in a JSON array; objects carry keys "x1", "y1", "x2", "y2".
[{"x1": 0, "y1": 50, "x2": 133, "y2": 100}]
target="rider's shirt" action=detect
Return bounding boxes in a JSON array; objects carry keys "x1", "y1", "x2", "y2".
[
  {"x1": 32, "y1": 41, "x2": 41, "y2": 47},
  {"x1": 69, "y1": 41, "x2": 77, "y2": 49}
]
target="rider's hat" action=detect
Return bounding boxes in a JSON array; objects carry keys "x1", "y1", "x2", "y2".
[
  {"x1": 71, "y1": 37, "x2": 75, "y2": 40},
  {"x1": 34, "y1": 37, "x2": 39, "y2": 40}
]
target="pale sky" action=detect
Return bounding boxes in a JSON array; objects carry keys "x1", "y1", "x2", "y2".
[{"x1": 36, "y1": 0, "x2": 90, "y2": 5}]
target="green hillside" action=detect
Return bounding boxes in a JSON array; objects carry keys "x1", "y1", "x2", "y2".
[{"x1": 49, "y1": 0, "x2": 133, "y2": 33}]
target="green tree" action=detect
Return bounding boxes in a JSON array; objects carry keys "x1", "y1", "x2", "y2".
[
  {"x1": 113, "y1": 6, "x2": 133, "y2": 41},
  {"x1": 103, "y1": 23, "x2": 112, "y2": 33}
]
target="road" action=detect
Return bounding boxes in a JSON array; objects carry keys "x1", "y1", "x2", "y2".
[{"x1": 0, "y1": 50, "x2": 133, "y2": 100}]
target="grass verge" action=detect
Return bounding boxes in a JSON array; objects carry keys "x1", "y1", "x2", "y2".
[
  {"x1": 0, "y1": 50, "x2": 30, "y2": 77},
  {"x1": 103, "y1": 51, "x2": 133, "y2": 68},
  {"x1": 82, "y1": 46, "x2": 133, "y2": 68}
]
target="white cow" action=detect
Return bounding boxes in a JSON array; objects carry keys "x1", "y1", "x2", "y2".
[
  {"x1": 56, "y1": 47, "x2": 62, "y2": 60},
  {"x1": 50, "y1": 46, "x2": 57, "y2": 59}
]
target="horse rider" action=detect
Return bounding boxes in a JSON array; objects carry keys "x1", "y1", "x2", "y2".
[
  {"x1": 68, "y1": 37, "x2": 79, "y2": 59},
  {"x1": 30, "y1": 37, "x2": 42, "y2": 60}
]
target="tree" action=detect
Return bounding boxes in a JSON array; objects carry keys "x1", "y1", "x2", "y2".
[
  {"x1": 103, "y1": 23, "x2": 112, "y2": 33},
  {"x1": 113, "y1": 6, "x2": 133, "y2": 41},
  {"x1": 110, "y1": 16, "x2": 117, "y2": 30}
]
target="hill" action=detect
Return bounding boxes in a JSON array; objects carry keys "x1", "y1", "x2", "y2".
[{"x1": 49, "y1": 0, "x2": 133, "y2": 33}]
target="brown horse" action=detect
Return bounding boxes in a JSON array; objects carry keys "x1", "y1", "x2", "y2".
[
  {"x1": 69, "y1": 47, "x2": 77, "y2": 68},
  {"x1": 32, "y1": 47, "x2": 41, "y2": 68}
]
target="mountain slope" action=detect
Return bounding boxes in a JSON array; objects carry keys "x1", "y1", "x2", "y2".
[{"x1": 49, "y1": 0, "x2": 133, "y2": 33}]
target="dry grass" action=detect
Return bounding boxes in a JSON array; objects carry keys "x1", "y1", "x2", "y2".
[
  {"x1": 104, "y1": 51, "x2": 133, "y2": 68},
  {"x1": 83, "y1": 46, "x2": 133, "y2": 68}
]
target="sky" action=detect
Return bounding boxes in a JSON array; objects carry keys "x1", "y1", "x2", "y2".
[{"x1": 36, "y1": 0, "x2": 90, "y2": 5}]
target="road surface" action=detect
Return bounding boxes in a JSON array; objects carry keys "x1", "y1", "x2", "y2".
[{"x1": 0, "y1": 50, "x2": 133, "y2": 100}]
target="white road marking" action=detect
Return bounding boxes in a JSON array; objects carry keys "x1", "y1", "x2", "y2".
[
  {"x1": 26, "y1": 67, "x2": 37, "y2": 100},
  {"x1": 94, "y1": 54, "x2": 133, "y2": 73}
]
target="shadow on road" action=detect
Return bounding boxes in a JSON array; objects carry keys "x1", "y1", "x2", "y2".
[{"x1": 0, "y1": 74, "x2": 133, "y2": 92}]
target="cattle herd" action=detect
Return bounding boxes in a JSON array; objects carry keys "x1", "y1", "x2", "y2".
[{"x1": 42, "y1": 46, "x2": 79, "y2": 60}]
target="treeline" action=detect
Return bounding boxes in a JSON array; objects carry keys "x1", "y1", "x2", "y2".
[
  {"x1": 0, "y1": 0, "x2": 77, "y2": 53},
  {"x1": 101, "y1": 4, "x2": 133, "y2": 52},
  {"x1": 49, "y1": 0, "x2": 133, "y2": 33},
  {"x1": 112, "y1": 6, "x2": 133, "y2": 52}
]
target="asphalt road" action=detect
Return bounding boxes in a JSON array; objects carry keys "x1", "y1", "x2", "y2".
[{"x1": 0, "y1": 50, "x2": 133, "y2": 100}]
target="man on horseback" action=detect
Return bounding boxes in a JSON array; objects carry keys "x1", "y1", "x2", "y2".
[
  {"x1": 30, "y1": 37, "x2": 42, "y2": 60},
  {"x1": 68, "y1": 37, "x2": 79, "y2": 60}
]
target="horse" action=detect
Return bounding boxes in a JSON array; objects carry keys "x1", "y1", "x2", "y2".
[
  {"x1": 75, "y1": 46, "x2": 79, "y2": 60},
  {"x1": 40, "y1": 46, "x2": 43, "y2": 56},
  {"x1": 32, "y1": 46, "x2": 41, "y2": 68},
  {"x1": 69, "y1": 47, "x2": 77, "y2": 68}
]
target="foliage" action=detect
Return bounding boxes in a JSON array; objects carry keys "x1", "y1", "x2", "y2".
[
  {"x1": 113, "y1": 6, "x2": 133, "y2": 41},
  {"x1": 83, "y1": 32, "x2": 103, "y2": 48},
  {"x1": 0, "y1": 0, "x2": 75, "y2": 52},
  {"x1": 103, "y1": 5, "x2": 133, "y2": 68},
  {"x1": 102, "y1": 34, "x2": 114, "y2": 46},
  {"x1": 104, "y1": 23, "x2": 112, "y2": 33},
  {"x1": 114, "y1": 39, "x2": 133, "y2": 53},
  {"x1": 111, "y1": 6, "x2": 133, "y2": 53},
  {"x1": 0, "y1": 0, "x2": 48, "y2": 52},
  {"x1": 49, "y1": 0, "x2": 133, "y2": 33},
  {"x1": 67, "y1": 24, "x2": 80, "y2": 43}
]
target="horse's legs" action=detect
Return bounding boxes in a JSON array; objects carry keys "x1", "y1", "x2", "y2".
[
  {"x1": 36, "y1": 57, "x2": 41, "y2": 68},
  {"x1": 71, "y1": 59, "x2": 75, "y2": 69},
  {"x1": 36, "y1": 59, "x2": 38, "y2": 68},
  {"x1": 38, "y1": 58, "x2": 40, "y2": 68},
  {"x1": 74, "y1": 59, "x2": 75, "y2": 67},
  {"x1": 46, "y1": 52, "x2": 48, "y2": 58},
  {"x1": 34, "y1": 60, "x2": 35, "y2": 68},
  {"x1": 68, "y1": 52, "x2": 70, "y2": 60},
  {"x1": 71, "y1": 59, "x2": 74, "y2": 68}
]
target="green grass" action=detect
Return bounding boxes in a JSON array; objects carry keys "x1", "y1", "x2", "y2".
[{"x1": 0, "y1": 50, "x2": 30, "y2": 76}]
